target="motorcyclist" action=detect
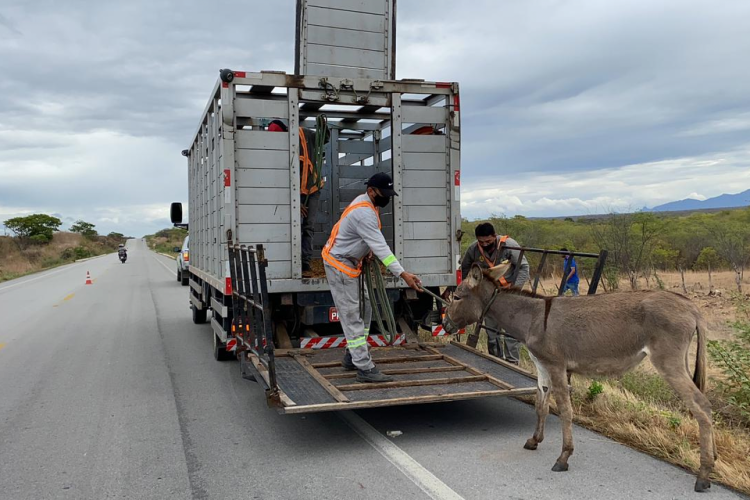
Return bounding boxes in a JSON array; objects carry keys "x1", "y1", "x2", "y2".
[{"x1": 118, "y1": 244, "x2": 127, "y2": 258}]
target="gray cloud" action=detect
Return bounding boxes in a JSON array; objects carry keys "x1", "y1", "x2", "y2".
[{"x1": 1, "y1": 0, "x2": 749, "y2": 236}]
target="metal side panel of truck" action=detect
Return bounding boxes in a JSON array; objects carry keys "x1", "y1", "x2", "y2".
[{"x1": 183, "y1": 70, "x2": 463, "y2": 346}]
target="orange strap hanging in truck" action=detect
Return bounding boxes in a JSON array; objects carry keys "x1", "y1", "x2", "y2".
[
  {"x1": 478, "y1": 235, "x2": 511, "y2": 288},
  {"x1": 322, "y1": 201, "x2": 381, "y2": 278},
  {"x1": 299, "y1": 127, "x2": 322, "y2": 196}
]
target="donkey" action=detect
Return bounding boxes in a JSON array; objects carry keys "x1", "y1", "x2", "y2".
[{"x1": 442, "y1": 263, "x2": 715, "y2": 492}]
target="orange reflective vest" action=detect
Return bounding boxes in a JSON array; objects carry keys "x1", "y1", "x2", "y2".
[
  {"x1": 478, "y1": 235, "x2": 511, "y2": 288},
  {"x1": 299, "y1": 127, "x2": 323, "y2": 196},
  {"x1": 322, "y1": 201, "x2": 381, "y2": 278}
]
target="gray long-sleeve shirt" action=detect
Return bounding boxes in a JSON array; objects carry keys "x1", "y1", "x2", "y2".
[
  {"x1": 327, "y1": 194, "x2": 405, "y2": 277},
  {"x1": 461, "y1": 235, "x2": 529, "y2": 287}
]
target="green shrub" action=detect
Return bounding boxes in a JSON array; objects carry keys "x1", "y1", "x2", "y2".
[
  {"x1": 603, "y1": 265, "x2": 620, "y2": 291},
  {"x1": 654, "y1": 272, "x2": 666, "y2": 290},
  {"x1": 708, "y1": 322, "x2": 750, "y2": 424},
  {"x1": 618, "y1": 370, "x2": 680, "y2": 408},
  {"x1": 29, "y1": 233, "x2": 52, "y2": 244},
  {"x1": 73, "y1": 246, "x2": 92, "y2": 260},
  {"x1": 587, "y1": 380, "x2": 604, "y2": 400}
]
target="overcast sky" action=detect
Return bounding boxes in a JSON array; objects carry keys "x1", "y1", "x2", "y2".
[{"x1": 1, "y1": 0, "x2": 749, "y2": 237}]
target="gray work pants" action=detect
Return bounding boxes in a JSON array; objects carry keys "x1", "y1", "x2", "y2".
[
  {"x1": 324, "y1": 261, "x2": 374, "y2": 371},
  {"x1": 485, "y1": 316, "x2": 520, "y2": 364},
  {"x1": 301, "y1": 191, "x2": 321, "y2": 268}
]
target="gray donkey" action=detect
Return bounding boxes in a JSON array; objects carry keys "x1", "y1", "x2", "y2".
[{"x1": 442, "y1": 263, "x2": 715, "y2": 492}]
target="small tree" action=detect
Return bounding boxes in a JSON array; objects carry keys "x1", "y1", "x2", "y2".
[
  {"x1": 708, "y1": 222, "x2": 749, "y2": 292},
  {"x1": 70, "y1": 220, "x2": 98, "y2": 239},
  {"x1": 107, "y1": 232, "x2": 124, "y2": 239},
  {"x1": 591, "y1": 212, "x2": 664, "y2": 290},
  {"x1": 695, "y1": 247, "x2": 722, "y2": 291},
  {"x1": 3, "y1": 214, "x2": 62, "y2": 247}
]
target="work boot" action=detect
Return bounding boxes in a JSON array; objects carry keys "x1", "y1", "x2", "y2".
[
  {"x1": 341, "y1": 351, "x2": 356, "y2": 371},
  {"x1": 356, "y1": 367, "x2": 394, "y2": 383}
]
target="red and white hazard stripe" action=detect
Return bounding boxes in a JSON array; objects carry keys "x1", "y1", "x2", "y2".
[
  {"x1": 226, "y1": 338, "x2": 237, "y2": 352},
  {"x1": 224, "y1": 261, "x2": 232, "y2": 295},
  {"x1": 300, "y1": 334, "x2": 406, "y2": 350},
  {"x1": 432, "y1": 313, "x2": 465, "y2": 336}
]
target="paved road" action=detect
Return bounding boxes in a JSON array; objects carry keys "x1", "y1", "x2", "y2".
[{"x1": 0, "y1": 239, "x2": 745, "y2": 500}]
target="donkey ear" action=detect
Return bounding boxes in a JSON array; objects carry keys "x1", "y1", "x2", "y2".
[
  {"x1": 465, "y1": 264, "x2": 484, "y2": 288},
  {"x1": 486, "y1": 261, "x2": 512, "y2": 282}
]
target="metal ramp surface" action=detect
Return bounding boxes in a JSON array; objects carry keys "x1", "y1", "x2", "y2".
[{"x1": 248, "y1": 341, "x2": 537, "y2": 414}]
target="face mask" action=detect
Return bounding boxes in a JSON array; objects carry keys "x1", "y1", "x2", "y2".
[
  {"x1": 373, "y1": 194, "x2": 390, "y2": 208},
  {"x1": 481, "y1": 242, "x2": 496, "y2": 253}
]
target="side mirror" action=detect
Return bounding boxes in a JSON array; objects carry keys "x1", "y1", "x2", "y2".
[
  {"x1": 170, "y1": 202, "x2": 183, "y2": 224},
  {"x1": 173, "y1": 247, "x2": 181, "y2": 253}
]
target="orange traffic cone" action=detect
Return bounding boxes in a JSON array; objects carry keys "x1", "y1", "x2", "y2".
[{"x1": 85, "y1": 271, "x2": 93, "y2": 285}]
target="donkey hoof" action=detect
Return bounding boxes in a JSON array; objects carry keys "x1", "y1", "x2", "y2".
[
  {"x1": 523, "y1": 439, "x2": 538, "y2": 451},
  {"x1": 551, "y1": 461, "x2": 569, "y2": 472},
  {"x1": 694, "y1": 478, "x2": 711, "y2": 492}
]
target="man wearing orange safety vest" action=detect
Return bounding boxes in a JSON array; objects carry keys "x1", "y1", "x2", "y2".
[
  {"x1": 323, "y1": 173, "x2": 422, "y2": 383},
  {"x1": 461, "y1": 222, "x2": 529, "y2": 364},
  {"x1": 268, "y1": 120, "x2": 328, "y2": 277}
]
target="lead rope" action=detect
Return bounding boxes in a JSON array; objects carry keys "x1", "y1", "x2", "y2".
[
  {"x1": 303, "y1": 114, "x2": 328, "y2": 208},
  {"x1": 362, "y1": 259, "x2": 398, "y2": 345}
]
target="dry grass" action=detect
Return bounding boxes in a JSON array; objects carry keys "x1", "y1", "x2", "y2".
[
  {"x1": 563, "y1": 377, "x2": 750, "y2": 495},
  {"x1": 145, "y1": 228, "x2": 187, "y2": 255},
  {"x1": 0, "y1": 232, "x2": 120, "y2": 282}
]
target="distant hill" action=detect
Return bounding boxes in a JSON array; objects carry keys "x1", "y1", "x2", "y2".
[{"x1": 647, "y1": 189, "x2": 750, "y2": 212}]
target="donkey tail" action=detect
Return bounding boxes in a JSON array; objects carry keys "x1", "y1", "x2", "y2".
[{"x1": 693, "y1": 316, "x2": 707, "y2": 393}]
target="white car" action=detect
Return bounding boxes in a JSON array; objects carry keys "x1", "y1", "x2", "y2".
[{"x1": 175, "y1": 235, "x2": 189, "y2": 286}]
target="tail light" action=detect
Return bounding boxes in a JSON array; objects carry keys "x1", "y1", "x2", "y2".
[{"x1": 183, "y1": 251, "x2": 189, "y2": 261}]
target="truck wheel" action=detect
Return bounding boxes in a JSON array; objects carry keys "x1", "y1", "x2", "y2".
[
  {"x1": 181, "y1": 272, "x2": 189, "y2": 286},
  {"x1": 213, "y1": 332, "x2": 233, "y2": 361},
  {"x1": 192, "y1": 304, "x2": 207, "y2": 324}
]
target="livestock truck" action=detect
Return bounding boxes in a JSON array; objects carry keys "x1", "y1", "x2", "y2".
[{"x1": 170, "y1": 0, "x2": 538, "y2": 413}]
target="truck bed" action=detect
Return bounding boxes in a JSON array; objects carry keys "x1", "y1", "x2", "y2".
[{"x1": 247, "y1": 341, "x2": 537, "y2": 414}]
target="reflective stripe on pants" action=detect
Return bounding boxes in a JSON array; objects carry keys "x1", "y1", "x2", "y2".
[{"x1": 324, "y1": 261, "x2": 374, "y2": 371}]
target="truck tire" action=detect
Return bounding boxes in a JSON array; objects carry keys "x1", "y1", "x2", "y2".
[
  {"x1": 213, "y1": 332, "x2": 233, "y2": 361},
  {"x1": 181, "y1": 272, "x2": 189, "y2": 286},
  {"x1": 176, "y1": 269, "x2": 181, "y2": 282},
  {"x1": 192, "y1": 304, "x2": 207, "y2": 324}
]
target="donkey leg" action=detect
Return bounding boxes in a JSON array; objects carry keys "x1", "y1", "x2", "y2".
[
  {"x1": 655, "y1": 363, "x2": 715, "y2": 492},
  {"x1": 550, "y1": 370, "x2": 574, "y2": 472},
  {"x1": 524, "y1": 386, "x2": 551, "y2": 450},
  {"x1": 525, "y1": 353, "x2": 552, "y2": 450}
]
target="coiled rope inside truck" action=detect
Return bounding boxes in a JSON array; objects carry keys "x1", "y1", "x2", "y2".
[
  {"x1": 361, "y1": 259, "x2": 398, "y2": 345},
  {"x1": 304, "y1": 114, "x2": 328, "y2": 207}
]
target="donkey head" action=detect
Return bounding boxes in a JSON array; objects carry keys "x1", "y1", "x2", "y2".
[{"x1": 443, "y1": 262, "x2": 511, "y2": 333}]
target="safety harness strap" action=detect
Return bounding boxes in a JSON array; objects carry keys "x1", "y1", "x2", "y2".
[{"x1": 322, "y1": 201, "x2": 381, "y2": 278}]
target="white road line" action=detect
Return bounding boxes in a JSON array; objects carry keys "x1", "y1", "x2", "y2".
[
  {"x1": 339, "y1": 411, "x2": 465, "y2": 500},
  {"x1": 153, "y1": 255, "x2": 177, "y2": 277}
]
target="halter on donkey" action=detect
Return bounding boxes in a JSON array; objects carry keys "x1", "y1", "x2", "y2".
[{"x1": 443, "y1": 262, "x2": 715, "y2": 493}]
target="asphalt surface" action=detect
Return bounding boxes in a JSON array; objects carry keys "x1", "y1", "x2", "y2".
[{"x1": 0, "y1": 239, "x2": 746, "y2": 500}]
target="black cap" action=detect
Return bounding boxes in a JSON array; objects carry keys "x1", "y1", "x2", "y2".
[{"x1": 366, "y1": 172, "x2": 398, "y2": 197}]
